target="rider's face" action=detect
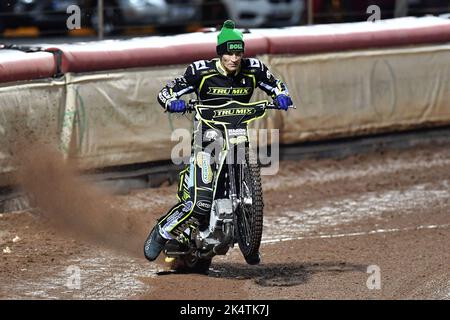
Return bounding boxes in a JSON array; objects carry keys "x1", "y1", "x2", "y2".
[{"x1": 221, "y1": 51, "x2": 243, "y2": 74}]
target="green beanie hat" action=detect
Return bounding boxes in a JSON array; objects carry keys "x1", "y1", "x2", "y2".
[{"x1": 216, "y1": 20, "x2": 245, "y2": 56}]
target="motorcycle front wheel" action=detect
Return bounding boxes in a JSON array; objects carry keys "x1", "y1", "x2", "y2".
[{"x1": 235, "y1": 150, "x2": 264, "y2": 261}]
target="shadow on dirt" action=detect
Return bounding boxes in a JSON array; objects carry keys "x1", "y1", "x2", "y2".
[{"x1": 205, "y1": 261, "x2": 368, "y2": 287}]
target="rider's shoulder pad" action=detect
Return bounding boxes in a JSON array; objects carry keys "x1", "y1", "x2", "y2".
[
  {"x1": 242, "y1": 58, "x2": 264, "y2": 71},
  {"x1": 190, "y1": 59, "x2": 215, "y2": 72}
]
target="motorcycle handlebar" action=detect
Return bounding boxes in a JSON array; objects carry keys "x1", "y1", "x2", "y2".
[{"x1": 185, "y1": 99, "x2": 295, "y2": 112}]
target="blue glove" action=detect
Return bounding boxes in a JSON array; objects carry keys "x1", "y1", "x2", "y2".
[
  {"x1": 168, "y1": 99, "x2": 186, "y2": 113},
  {"x1": 276, "y1": 94, "x2": 292, "y2": 111}
]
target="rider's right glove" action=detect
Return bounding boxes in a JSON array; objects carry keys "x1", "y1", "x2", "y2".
[
  {"x1": 276, "y1": 94, "x2": 293, "y2": 111},
  {"x1": 167, "y1": 99, "x2": 186, "y2": 113}
]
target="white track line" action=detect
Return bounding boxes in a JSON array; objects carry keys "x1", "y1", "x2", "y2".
[
  {"x1": 261, "y1": 223, "x2": 450, "y2": 245},
  {"x1": 263, "y1": 181, "x2": 450, "y2": 242}
]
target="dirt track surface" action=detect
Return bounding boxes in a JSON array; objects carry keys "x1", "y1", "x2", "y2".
[{"x1": 0, "y1": 143, "x2": 449, "y2": 300}]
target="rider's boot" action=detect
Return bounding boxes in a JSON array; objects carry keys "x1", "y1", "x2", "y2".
[
  {"x1": 165, "y1": 232, "x2": 190, "y2": 252},
  {"x1": 245, "y1": 252, "x2": 261, "y2": 265},
  {"x1": 144, "y1": 224, "x2": 168, "y2": 261}
]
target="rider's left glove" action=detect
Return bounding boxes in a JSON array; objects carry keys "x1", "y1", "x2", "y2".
[
  {"x1": 167, "y1": 99, "x2": 186, "y2": 113},
  {"x1": 276, "y1": 94, "x2": 293, "y2": 111}
]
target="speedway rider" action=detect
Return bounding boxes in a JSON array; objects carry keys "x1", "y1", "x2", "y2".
[{"x1": 144, "y1": 20, "x2": 293, "y2": 265}]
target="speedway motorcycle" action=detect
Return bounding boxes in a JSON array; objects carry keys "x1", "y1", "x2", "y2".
[{"x1": 164, "y1": 98, "x2": 294, "y2": 273}]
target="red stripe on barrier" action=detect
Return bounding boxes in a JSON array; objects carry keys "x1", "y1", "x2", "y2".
[
  {"x1": 45, "y1": 34, "x2": 270, "y2": 73},
  {"x1": 0, "y1": 52, "x2": 56, "y2": 83},
  {"x1": 46, "y1": 46, "x2": 180, "y2": 73},
  {"x1": 268, "y1": 24, "x2": 450, "y2": 54}
]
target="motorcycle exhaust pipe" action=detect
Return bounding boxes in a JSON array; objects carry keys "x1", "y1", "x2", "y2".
[{"x1": 196, "y1": 222, "x2": 233, "y2": 259}]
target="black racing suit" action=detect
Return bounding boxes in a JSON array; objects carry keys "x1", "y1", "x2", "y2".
[{"x1": 156, "y1": 57, "x2": 290, "y2": 242}]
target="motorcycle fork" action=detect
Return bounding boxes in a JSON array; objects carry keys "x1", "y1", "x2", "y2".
[{"x1": 227, "y1": 163, "x2": 238, "y2": 212}]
